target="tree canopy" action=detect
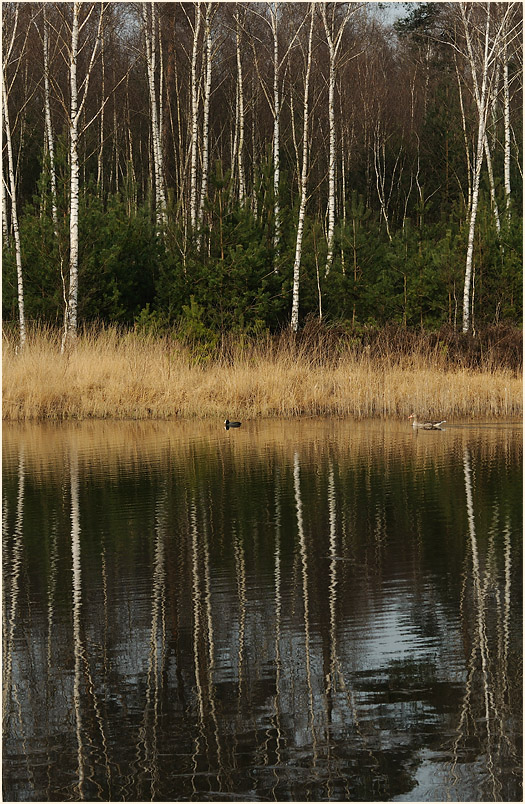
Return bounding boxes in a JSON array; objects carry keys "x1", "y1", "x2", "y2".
[{"x1": 2, "y1": 2, "x2": 522, "y2": 340}]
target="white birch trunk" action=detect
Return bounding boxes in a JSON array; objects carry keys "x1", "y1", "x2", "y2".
[
  {"x1": 97, "y1": 18, "x2": 104, "y2": 193},
  {"x1": 1, "y1": 171, "x2": 8, "y2": 245},
  {"x1": 235, "y1": 8, "x2": 246, "y2": 205},
  {"x1": 502, "y1": 35, "x2": 511, "y2": 220},
  {"x1": 325, "y1": 47, "x2": 336, "y2": 276},
  {"x1": 340, "y1": 124, "x2": 346, "y2": 275},
  {"x1": 63, "y1": 3, "x2": 81, "y2": 350},
  {"x1": 142, "y1": 2, "x2": 167, "y2": 233},
  {"x1": 462, "y1": 6, "x2": 501, "y2": 235},
  {"x1": 291, "y1": 6, "x2": 314, "y2": 333},
  {"x1": 271, "y1": 4, "x2": 281, "y2": 257},
  {"x1": 373, "y1": 129, "x2": 392, "y2": 242},
  {"x1": 289, "y1": 86, "x2": 301, "y2": 198},
  {"x1": 483, "y1": 134, "x2": 500, "y2": 234},
  {"x1": 460, "y1": 3, "x2": 491, "y2": 333},
  {"x1": 198, "y1": 3, "x2": 212, "y2": 230},
  {"x1": 454, "y1": 53, "x2": 473, "y2": 215},
  {"x1": 2, "y1": 68, "x2": 26, "y2": 349},
  {"x1": 62, "y1": 3, "x2": 103, "y2": 351},
  {"x1": 321, "y1": 4, "x2": 354, "y2": 277},
  {"x1": 189, "y1": 3, "x2": 202, "y2": 230},
  {"x1": 43, "y1": 4, "x2": 58, "y2": 231},
  {"x1": 158, "y1": 10, "x2": 164, "y2": 161}
]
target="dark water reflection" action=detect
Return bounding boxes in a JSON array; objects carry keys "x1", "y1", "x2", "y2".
[{"x1": 2, "y1": 419, "x2": 522, "y2": 802}]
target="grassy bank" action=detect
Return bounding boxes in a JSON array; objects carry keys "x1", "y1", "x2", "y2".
[{"x1": 2, "y1": 324, "x2": 522, "y2": 421}]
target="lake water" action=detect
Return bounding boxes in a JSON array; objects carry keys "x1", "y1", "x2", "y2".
[{"x1": 2, "y1": 418, "x2": 522, "y2": 802}]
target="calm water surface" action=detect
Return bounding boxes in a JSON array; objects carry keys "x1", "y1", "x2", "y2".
[{"x1": 2, "y1": 419, "x2": 522, "y2": 802}]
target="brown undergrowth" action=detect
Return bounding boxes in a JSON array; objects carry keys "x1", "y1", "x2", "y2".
[{"x1": 2, "y1": 322, "x2": 522, "y2": 421}]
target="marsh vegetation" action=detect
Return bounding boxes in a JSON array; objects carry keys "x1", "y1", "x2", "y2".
[{"x1": 3, "y1": 322, "x2": 521, "y2": 421}]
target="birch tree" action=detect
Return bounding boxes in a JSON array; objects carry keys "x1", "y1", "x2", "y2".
[
  {"x1": 271, "y1": 4, "x2": 281, "y2": 254},
  {"x1": 321, "y1": 2, "x2": 356, "y2": 276},
  {"x1": 42, "y1": 3, "x2": 58, "y2": 232},
  {"x1": 62, "y1": 3, "x2": 103, "y2": 351},
  {"x1": 198, "y1": 3, "x2": 214, "y2": 232},
  {"x1": 1, "y1": 168, "x2": 8, "y2": 246},
  {"x1": 455, "y1": 3, "x2": 514, "y2": 332},
  {"x1": 290, "y1": 4, "x2": 314, "y2": 333},
  {"x1": 250, "y1": 4, "x2": 306, "y2": 262},
  {"x1": 189, "y1": 2, "x2": 202, "y2": 231},
  {"x1": 2, "y1": 7, "x2": 26, "y2": 349},
  {"x1": 500, "y1": 4, "x2": 521, "y2": 222},
  {"x1": 501, "y1": 29, "x2": 511, "y2": 221},
  {"x1": 142, "y1": 2, "x2": 167, "y2": 233},
  {"x1": 460, "y1": 5, "x2": 502, "y2": 235},
  {"x1": 234, "y1": 5, "x2": 246, "y2": 205}
]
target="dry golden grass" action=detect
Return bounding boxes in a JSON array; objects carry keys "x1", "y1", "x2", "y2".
[{"x1": 2, "y1": 325, "x2": 522, "y2": 421}]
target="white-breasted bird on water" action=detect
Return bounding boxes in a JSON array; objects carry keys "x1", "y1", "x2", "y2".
[
  {"x1": 224, "y1": 419, "x2": 241, "y2": 429},
  {"x1": 408, "y1": 414, "x2": 446, "y2": 430}
]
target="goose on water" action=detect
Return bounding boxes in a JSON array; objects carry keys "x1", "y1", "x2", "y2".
[
  {"x1": 224, "y1": 419, "x2": 241, "y2": 429},
  {"x1": 408, "y1": 414, "x2": 446, "y2": 430}
]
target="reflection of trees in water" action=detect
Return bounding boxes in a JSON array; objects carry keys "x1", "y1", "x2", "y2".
[
  {"x1": 3, "y1": 445, "x2": 24, "y2": 722},
  {"x1": 2, "y1": 431, "x2": 521, "y2": 801},
  {"x1": 449, "y1": 448, "x2": 519, "y2": 801}
]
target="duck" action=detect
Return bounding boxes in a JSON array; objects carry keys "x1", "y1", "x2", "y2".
[
  {"x1": 408, "y1": 414, "x2": 446, "y2": 430},
  {"x1": 224, "y1": 419, "x2": 242, "y2": 429}
]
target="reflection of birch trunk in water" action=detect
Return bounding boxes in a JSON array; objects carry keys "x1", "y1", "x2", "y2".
[
  {"x1": 501, "y1": 520, "x2": 511, "y2": 710},
  {"x1": 453, "y1": 477, "x2": 516, "y2": 797},
  {"x1": 323, "y1": 460, "x2": 338, "y2": 792},
  {"x1": 234, "y1": 528, "x2": 247, "y2": 708},
  {"x1": 201, "y1": 493, "x2": 223, "y2": 790},
  {"x1": 47, "y1": 525, "x2": 58, "y2": 669},
  {"x1": 70, "y1": 448, "x2": 86, "y2": 799},
  {"x1": 274, "y1": 475, "x2": 282, "y2": 748},
  {"x1": 293, "y1": 452, "x2": 316, "y2": 756},
  {"x1": 190, "y1": 497, "x2": 204, "y2": 715},
  {"x1": 327, "y1": 461, "x2": 338, "y2": 699},
  {"x1": 190, "y1": 497, "x2": 204, "y2": 794},
  {"x1": 491, "y1": 514, "x2": 515, "y2": 761},
  {"x1": 46, "y1": 520, "x2": 59, "y2": 794},
  {"x1": 457, "y1": 447, "x2": 497, "y2": 794},
  {"x1": 3, "y1": 448, "x2": 24, "y2": 718},
  {"x1": 2, "y1": 495, "x2": 8, "y2": 659},
  {"x1": 139, "y1": 488, "x2": 166, "y2": 799},
  {"x1": 69, "y1": 449, "x2": 110, "y2": 799},
  {"x1": 270, "y1": 469, "x2": 283, "y2": 796}
]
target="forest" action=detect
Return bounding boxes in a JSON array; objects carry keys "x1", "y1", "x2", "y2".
[{"x1": 2, "y1": 2, "x2": 523, "y2": 351}]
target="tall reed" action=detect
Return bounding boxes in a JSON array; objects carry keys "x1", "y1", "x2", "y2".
[{"x1": 2, "y1": 323, "x2": 522, "y2": 421}]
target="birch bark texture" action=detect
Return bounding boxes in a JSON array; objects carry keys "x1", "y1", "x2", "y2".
[
  {"x1": 198, "y1": 3, "x2": 214, "y2": 231},
  {"x1": 62, "y1": 3, "x2": 103, "y2": 351},
  {"x1": 291, "y1": 4, "x2": 315, "y2": 333},
  {"x1": 2, "y1": 7, "x2": 26, "y2": 349},
  {"x1": 235, "y1": 6, "x2": 246, "y2": 205},
  {"x1": 142, "y1": 2, "x2": 167, "y2": 233},
  {"x1": 43, "y1": 3, "x2": 58, "y2": 232},
  {"x1": 321, "y1": 3, "x2": 355, "y2": 277},
  {"x1": 271, "y1": 4, "x2": 281, "y2": 255},
  {"x1": 189, "y1": 3, "x2": 202, "y2": 231},
  {"x1": 2, "y1": 65, "x2": 26, "y2": 349}
]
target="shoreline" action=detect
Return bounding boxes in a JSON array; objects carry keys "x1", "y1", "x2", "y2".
[{"x1": 3, "y1": 327, "x2": 522, "y2": 422}]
